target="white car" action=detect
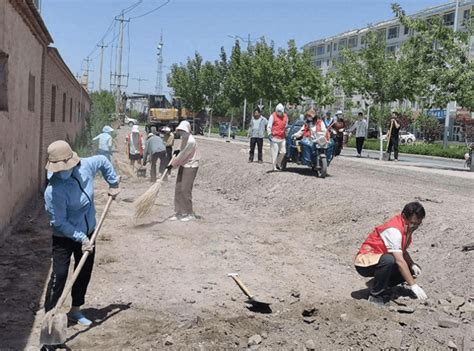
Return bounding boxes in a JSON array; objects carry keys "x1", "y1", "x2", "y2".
[
  {"x1": 124, "y1": 116, "x2": 138, "y2": 127},
  {"x1": 381, "y1": 131, "x2": 416, "y2": 144}
]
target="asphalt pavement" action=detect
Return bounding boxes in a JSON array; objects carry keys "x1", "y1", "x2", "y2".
[{"x1": 202, "y1": 133, "x2": 470, "y2": 172}]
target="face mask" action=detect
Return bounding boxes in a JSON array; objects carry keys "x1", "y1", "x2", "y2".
[
  {"x1": 276, "y1": 111, "x2": 283, "y2": 117},
  {"x1": 57, "y1": 169, "x2": 73, "y2": 180},
  {"x1": 306, "y1": 119, "x2": 313, "y2": 125}
]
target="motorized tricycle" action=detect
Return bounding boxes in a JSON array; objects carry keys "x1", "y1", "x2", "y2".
[{"x1": 281, "y1": 120, "x2": 335, "y2": 178}]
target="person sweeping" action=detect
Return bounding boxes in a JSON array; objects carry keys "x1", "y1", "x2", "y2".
[
  {"x1": 43, "y1": 140, "x2": 120, "y2": 326},
  {"x1": 168, "y1": 121, "x2": 200, "y2": 222}
]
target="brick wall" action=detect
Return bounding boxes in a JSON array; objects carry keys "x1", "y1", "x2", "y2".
[
  {"x1": 0, "y1": 0, "x2": 90, "y2": 241},
  {"x1": 40, "y1": 47, "x2": 90, "y2": 185},
  {"x1": 0, "y1": 0, "x2": 45, "y2": 240}
]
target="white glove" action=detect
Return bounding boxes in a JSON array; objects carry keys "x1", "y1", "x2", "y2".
[
  {"x1": 411, "y1": 264, "x2": 422, "y2": 277},
  {"x1": 410, "y1": 284, "x2": 427, "y2": 300},
  {"x1": 81, "y1": 238, "x2": 94, "y2": 254}
]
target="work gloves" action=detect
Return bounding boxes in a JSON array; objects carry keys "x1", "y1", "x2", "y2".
[
  {"x1": 81, "y1": 238, "x2": 94, "y2": 254},
  {"x1": 410, "y1": 284, "x2": 428, "y2": 300},
  {"x1": 108, "y1": 187, "x2": 121, "y2": 199},
  {"x1": 411, "y1": 264, "x2": 422, "y2": 277},
  {"x1": 142, "y1": 161, "x2": 147, "y2": 167},
  {"x1": 173, "y1": 150, "x2": 180, "y2": 157},
  {"x1": 166, "y1": 165, "x2": 173, "y2": 172}
]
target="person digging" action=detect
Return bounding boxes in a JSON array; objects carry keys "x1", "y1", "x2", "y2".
[
  {"x1": 354, "y1": 201, "x2": 427, "y2": 305},
  {"x1": 43, "y1": 140, "x2": 120, "y2": 327}
]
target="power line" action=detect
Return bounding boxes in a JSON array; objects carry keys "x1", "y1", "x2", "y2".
[{"x1": 129, "y1": 0, "x2": 171, "y2": 20}]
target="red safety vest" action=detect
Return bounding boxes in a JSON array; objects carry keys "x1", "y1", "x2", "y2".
[
  {"x1": 357, "y1": 214, "x2": 411, "y2": 256},
  {"x1": 271, "y1": 112, "x2": 288, "y2": 139},
  {"x1": 126, "y1": 132, "x2": 144, "y2": 156},
  {"x1": 303, "y1": 120, "x2": 324, "y2": 138}
]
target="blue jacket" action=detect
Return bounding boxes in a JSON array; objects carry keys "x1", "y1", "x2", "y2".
[
  {"x1": 44, "y1": 155, "x2": 119, "y2": 243},
  {"x1": 93, "y1": 132, "x2": 113, "y2": 152}
]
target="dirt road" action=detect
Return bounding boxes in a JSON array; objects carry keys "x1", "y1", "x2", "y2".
[{"x1": 1, "y1": 127, "x2": 473, "y2": 350}]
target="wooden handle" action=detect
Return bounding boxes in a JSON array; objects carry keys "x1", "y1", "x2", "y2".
[
  {"x1": 230, "y1": 275, "x2": 254, "y2": 299},
  {"x1": 157, "y1": 155, "x2": 177, "y2": 181},
  {"x1": 52, "y1": 196, "x2": 114, "y2": 313}
]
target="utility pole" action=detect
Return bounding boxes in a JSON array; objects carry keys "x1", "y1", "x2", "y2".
[
  {"x1": 97, "y1": 42, "x2": 107, "y2": 91},
  {"x1": 82, "y1": 57, "x2": 94, "y2": 91},
  {"x1": 132, "y1": 76, "x2": 148, "y2": 93},
  {"x1": 114, "y1": 12, "x2": 130, "y2": 114},
  {"x1": 155, "y1": 31, "x2": 164, "y2": 94},
  {"x1": 444, "y1": 0, "x2": 460, "y2": 148}
]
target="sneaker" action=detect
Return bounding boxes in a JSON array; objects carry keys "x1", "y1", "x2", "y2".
[
  {"x1": 258, "y1": 160, "x2": 263, "y2": 164},
  {"x1": 180, "y1": 214, "x2": 196, "y2": 222},
  {"x1": 368, "y1": 295, "x2": 385, "y2": 306},
  {"x1": 169, "y1": 214, "x2": 182, "y2": 221},
  {"x1": 248, "y1": 160, "x2": 253, "y2": 163},
  {"x1": 357, "y1": 154, "x2": 361, "y2": 158},
  {"x1": 394, "y1": 159, "x2": 399, "y2": 162},
  {"x1": 67, "y1": 311, "x2": 92, "y2": 326}
]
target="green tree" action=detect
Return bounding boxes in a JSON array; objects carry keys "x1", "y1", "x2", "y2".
[{"x1": 392, "y1": 3, "x2": 474, "y2": 111}]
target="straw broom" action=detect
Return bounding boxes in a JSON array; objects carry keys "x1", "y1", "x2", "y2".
[
  {"x1": 133, "y1": 156, "x2": 175, "y2": 221},
  {"x1": 114, "y1": 159, "x2": 136, "y2": 179}
]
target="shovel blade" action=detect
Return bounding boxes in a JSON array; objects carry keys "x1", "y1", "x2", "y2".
[{"x1": 40, "y1": 311, "x2": 68, "y2": 346}]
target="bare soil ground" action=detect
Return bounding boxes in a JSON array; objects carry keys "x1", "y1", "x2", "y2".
[{"x1": 1, "y1": 127, "x2": 473, "y2": 350}]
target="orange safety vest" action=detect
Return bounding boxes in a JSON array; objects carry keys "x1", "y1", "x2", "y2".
[
  {"x1": 271, "y1": 112, "x2": 288, "y2": 139},
  {"x1": 355, "y1": 214, "x2": 411, "y2": 266},
  {"x1": 303, "y1": 120, "x2": 330, "y2": 142},
  {"x1": 126, "y1": 132, "x2": 144, "y2": 156}
]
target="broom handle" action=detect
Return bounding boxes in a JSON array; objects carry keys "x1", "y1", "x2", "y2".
[{"x1": 52, "y1": 196, "x2": 113, "y2": 313}]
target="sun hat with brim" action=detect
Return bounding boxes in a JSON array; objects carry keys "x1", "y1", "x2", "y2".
[
  {"x1": 102, "y1": 125, "x2": 114, "y2": 133},
  {"x1": 45, "y1": 140, "x2": 80, "y2": 173}
]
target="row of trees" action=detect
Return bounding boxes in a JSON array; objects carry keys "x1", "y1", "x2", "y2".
[
  {"x1": 167, "y1": 4, "x2": 473, "y2": 134},
  {"x1": 167, "y1": 40, "x2": 335, "y2": 119}
]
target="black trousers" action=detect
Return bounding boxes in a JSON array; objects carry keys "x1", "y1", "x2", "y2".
[
  {"x1": 355, "y1": 254, "x2": 405, "y2": 296},
  {"x1": 166, "y1": 146, "x2": 173, "y2": 165},
  {"x1": 334, "y1": 135, "x2": 344, "y2": 156},
  {"x1": 44, "y1": 235, "x2": 95, "y2": 312},
  {"x1": 356, "y1": 137, "x2": 365, "y2": 155},
  {"x1": 387, "y1": 137, "x2": 399, "y2": 160},
  {"x1": 249, "y1": 137, "x2": 263, "y2": 161}
]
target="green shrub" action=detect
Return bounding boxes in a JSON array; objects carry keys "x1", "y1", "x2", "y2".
[{"x1": 347, "y1": 138, "x2": 465, "y2": 159}]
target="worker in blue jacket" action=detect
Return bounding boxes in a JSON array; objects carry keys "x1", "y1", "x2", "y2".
[{"x1": 43, "y1": 140, "x2": 120, "y2": 326}]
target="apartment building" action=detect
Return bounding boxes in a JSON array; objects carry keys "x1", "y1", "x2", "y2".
[{"x1": 303, "y1": 0, "x2": 474, "y2": 112}]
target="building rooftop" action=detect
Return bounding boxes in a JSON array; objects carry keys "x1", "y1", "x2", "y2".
[{"x1": 303, "y1": 0, "x2": 472, "y2": 48}]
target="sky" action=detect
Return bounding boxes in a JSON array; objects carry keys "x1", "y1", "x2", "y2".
[{"x1": 41, "y1": 0, "x2": 451, "y2": 96}]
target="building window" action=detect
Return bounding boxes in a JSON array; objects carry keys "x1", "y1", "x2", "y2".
[
  {"x1": 28, "y1": 73, "x2": 35, "y2": 112},
  {"x1": 69, "y1": 97, "x2": 73, "y2": 122},
  {"x1": 327, "y1": 44, "x2": 331, "y2": 53},
  {"x1": 51, "y1": 85, "x2": 56, "y2": 122},
  {"x1": 316, "y1": 45, "x2": 325, "y2": 56},
  {"x1": 360, "y1": 35, "x2": 366, "y2": 45},
  {"x1": 315, "y1": 60, "x2": 322, "y2": 68},
  {"x1": 333, "y1": 43, "x2": 337, "y2": 51},
  {"x1": 0, "y1": 52, "x2": 8, "y2": 111},
  {"x1": 326, "y1": 59, "x2": 330, "y2": 67},
  {"x1": 377, "y1": 28, "x2": 387, "y2": 41},
  {"x1": 403, "y1": 26, "x2": 410, "y2": 35},
  {"x1": 338, "y1": 38, "x2": 347, "y2": 51},
  {"x1": 388, "y1": 25, "x2": 399, "y2": 39},
  {"x1": 62, "y1": 93, "x2": 66, "y2": 122},
  {"x1": 386, "y1": 45, "x2": 397, "y2": 55},
  {"x1": 463, "y1": 9, "x2": 471, "y2": 21},
  {"x1": 348, "y1": 36, "x2": 358, "y2": 48},
  {"x1": 443, "y1": 12, "x2": 455, "y2": 26}
]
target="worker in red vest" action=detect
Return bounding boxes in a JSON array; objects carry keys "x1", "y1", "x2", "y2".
[
  {"x1": 266, "y1": 103, "x2": 288, "y2": 171},
  {"x1": 292, "y1": 110, "x2": 327, "y2": 163},
  {"x1": 354, "y1": 201, "x2": 427, "y2": 305}
]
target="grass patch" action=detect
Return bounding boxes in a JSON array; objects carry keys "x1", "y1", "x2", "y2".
[{"x1": 347, "y1": 138, "x2": 465, "y2": 159}]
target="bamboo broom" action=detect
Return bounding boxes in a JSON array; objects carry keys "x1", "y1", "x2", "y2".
[{"x1": 133, "y1": 156, "x2": 175, "y2": 222}]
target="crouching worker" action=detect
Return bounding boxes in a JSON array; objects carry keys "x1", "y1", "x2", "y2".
[
  {"x1": 43, "y1": 140, "x2": 120, "y2": 326},
  {"x1": 143, "y1": 132, "x2": 167, "y2": 182},
  {"x1": 354, "y1": 201, "x2": 427, "y2": 305}
]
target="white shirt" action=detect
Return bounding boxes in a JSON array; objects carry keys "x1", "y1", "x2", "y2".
[{"x1": 380, "y1": 227, "x2": 403, "y2": 253}]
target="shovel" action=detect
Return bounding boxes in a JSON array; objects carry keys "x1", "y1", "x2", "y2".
[
  {"x1": 40, "y1": 195, "x2": 114, "y2": 346},
  {"x1": 228, "y1": 273, "x2": 272, "y2": 313},
  {"x1": 382, "y1": 120, "x2": 394, "y2": 161}
]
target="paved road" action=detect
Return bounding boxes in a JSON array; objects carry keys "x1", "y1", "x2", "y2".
[{"x1": 202, "y1": 133, "x2": 469, "y2": 172}]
